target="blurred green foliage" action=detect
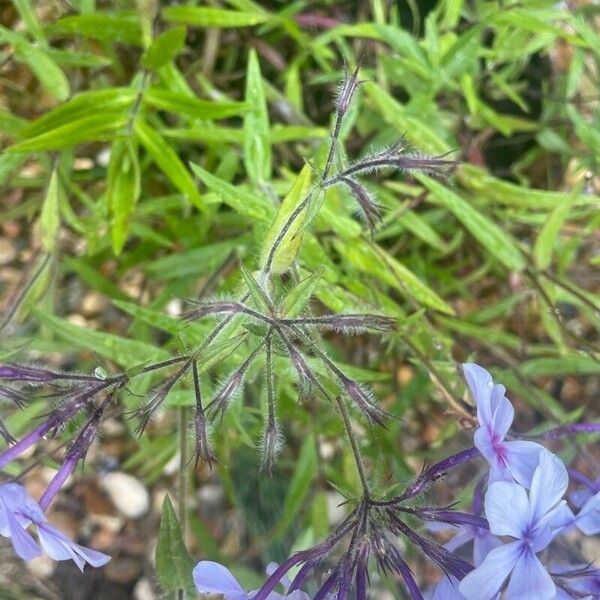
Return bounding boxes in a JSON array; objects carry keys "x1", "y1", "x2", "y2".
[{"x1": 1, "y1": 0, "x2": 599, "y2": 592}]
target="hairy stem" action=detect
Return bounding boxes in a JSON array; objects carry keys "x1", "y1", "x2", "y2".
[{"x1": 335, "y1": 395, "x2": 370, "y2": 499}]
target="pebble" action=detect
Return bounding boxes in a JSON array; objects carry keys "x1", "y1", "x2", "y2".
[
  {"x1": 101, "y1": 472, "x2": 150, "y2": 519},
  {"x1": 0, "y1": 238, "x2": 17, "y2": 265},
  {"x1": 26, "y1": 555, "x2": 55, "y2": 580},
  {"x1": 134, "y1": 578, "x2": 157, "y2": 600},
  {"x1": 80, "y1": 291, "x2": 109, "y2": 317}
]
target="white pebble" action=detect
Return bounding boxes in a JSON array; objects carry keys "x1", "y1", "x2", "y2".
[{"x1": 101, "y1": 472, "x2": 149, "y2": 519}]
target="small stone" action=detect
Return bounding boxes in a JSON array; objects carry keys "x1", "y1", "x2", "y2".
[
  {"x1": 198, "y1": 483, "x2": 224, "y2": 508},
  {"x1": 101, "y1": 472, "x2": 150, "y2": 519},
  {"x1": 134, "y1": 577, "x2": 157, "y2": 600},
  {"x1": 0, "y1": 238, "x2": 17, "y2": 265},
  {"x1": 81, "y1": 292, "x2": 109, "y2": 317},
  {"x1": 27, "y1": 554, "x2": 55, "y2": 579}
]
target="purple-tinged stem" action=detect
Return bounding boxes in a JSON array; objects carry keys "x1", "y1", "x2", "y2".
[
  {"x1": 254, "y1": 511, "x2": 358, "y2": 600},
  {"x1": 530, "y1": 422, "x2": 600, "y2": 440},
  {"x1": 38, "y1": 396, "x2": 109, "y2": 511},
  {"x1": 0, "y1": 422, "x2": 49, "y2": 470},
  {"x1": 0, "y1": 381, "x2": 113, "y2": 470},
  {"x1": 0, "y1": 364, "x2": 100, "y2": 383},
  {"x1": 374, "y1": 447, "x2": 481, "y2": 505}
]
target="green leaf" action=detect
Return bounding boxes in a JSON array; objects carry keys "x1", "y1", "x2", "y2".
[
  {"x1": 419, "y1": 175, "x2": 526, "y2": 271},
  {"x1": 336, "y1": 240, "x2": 455, "y2": 315},
  {"x1": 0, "y1": 25, "x2": 69, "y2": 101},
  {"x1": 155, "y1": 495, "x2": 196, "y2": 595},
  {"x1": 47, "y1": 13, "x2": 142, "y2": 45},
  {"x1": 9, "y1": 113, "x2": 129, "y2": 152},
  {"x1": 145, "y1": 237, "x2": 249, "y2": 281},
  {"x1": 281, "y1": 267, "x2": 324, "y2": 317},
  {"x1": 163, "y1": 6, "x2": 269, "y2": 28},
  {"x1": 239, "y1": 263, "x2": 271, "y2": 310},
  {"x1": 142, "y1": 26, "x2": 187, "y2": 70},
  {"x1": 144, "y1": 88, "x2": 249, "y2": 120},
  {"x1": 521, "y1": 356, "x2": 600, "y2": 377},
  {"x1": 456, "y1": 164, "x2": 598, "y2": 209},
  {"x1": 259, "y1": 165, "x2": 312, "y2": 273},
  {"x1": 364, "y1": 81, "x2": 452, "y2": 153},
  {"x1": 39, "y1": 170, "x2": 60, "y2": 252},
  {"x1": 32, "y1": 308, "x2": 169, "y2": 366},
  {"x1": 244, "y1": 49, "x2": 271, "y2": 184},
  {"x1": 107, "y1": 139, "x2": 141, "y2": 255},
  {"x1": 12, "y1": 0, "x2": 45, "y2": 44},
  {"x1": 135, "y1": 119, "x2": 204, "y2": 211},
  {"x1": 190, "y1": 162, "x2": 272, "y2": 221},
  {"x1": 16, "y1": 88, "x2": 135, "y2": 140},
  {"x1": 533, "y1": 184, "x2": 580, "y2": 270},
  {"x1": 273, "y1": 434, "x2": 318, "y2": 539}
]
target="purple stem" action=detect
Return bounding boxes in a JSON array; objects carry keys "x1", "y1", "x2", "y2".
[
  {"x1": 38, "y1": 453, "x2": 77, "y2": 511},
  {"x1": 0, "y1": 422, "x2": 50, "y2": 470},
  {"x1": 379, "y1": 447, "x2": 481, "y2": 503},
  {"x1": 0, "y1": 381, "x2": 113, "y2": 470},
  {"x1": 254, "y1": 514, "x2": 357, "y2": 600},
  {"x1": 531, "y1": 422, "x2": 600, "y2": 440}
]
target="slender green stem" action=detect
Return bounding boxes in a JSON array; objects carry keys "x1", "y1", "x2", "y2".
[{"x1": 335, "y1": 396, "x2": 370, "y2": 499}]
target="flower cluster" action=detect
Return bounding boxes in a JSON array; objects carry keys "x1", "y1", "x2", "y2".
[{"x1": 192, "y1": 363, "x2": 599, "y2": 600}]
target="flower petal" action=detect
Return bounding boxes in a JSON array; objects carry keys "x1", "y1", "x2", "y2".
[
  {"x1": 528, "y1": 450, "x2": 568, "y2": 524},
  {"x1": 444, "y1": 528, "x2": 474, "y2": 553},
  {"x1": 575, "y1": 491, "x2": 600, "y2": 535},
  {"x1": 36, "y1": 522, "x2": 109, "y2": 571},
  {"x1": 472, "y1": 529, "x2": 502, "y2": 567},
  {"x1": 5, "y1": 509, "x2": 41, "y2": 561},
  {"x1": 0, "y1": 483, "x2": 46, "y2": 524},
  {"x1": 430, "y1": 575, "x2": 466, "y2": 600},
  {"x1": 489, "y1": 385, "x2": 513, "y2": 440},
  {"x1": 503, "y1": 441, "x2": 543, "y2": 488},
  {"x1": 193, "y1": 561, "x2": 248, "y2": 600},
  {"x1": 463, "y1": 364, "x2": 494, "y2": 427},
  {"x1": 505, "y1": 549, "x2": 555, "y2": 600},
  {"x1": 459, "y1": 541, "x2": 521, "y2": 600},
  {"x1": 485, "y1": 481, "x2": 529, "y2": 538}
]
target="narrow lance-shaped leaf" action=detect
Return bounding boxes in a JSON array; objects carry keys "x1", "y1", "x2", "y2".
[
  {"x1": 143, "y1": 88, "x2": 249, "y2": 120},
  {"x1": 260, "y1": 165, "x2": 313, "y2": 274},
  {"x1": 135, "y1": 118, "x2": 204, "y2": 211},
  {"x1": 155, "y1": 496, "x2": 196, "y2": 595},
  {"x1": 39, "y1": 169, "x2": 61, "y2": 253},
  {"x1": 108, "y1": 139, "x2": 141, "y2": 255},
  {"x1": 533, "y1": 181, "x2": 581, "y2": 270},
  {"x1": 244, "y1": 49, "x2": 271, "y2": 185},
  {"x1": 336, "y1": 239, "x2": 455, "y2": 315},
  {"x1": 142, "y1": 26, "x2": 187, "y2": 70},
  {"x1": 418, "y1": 175, "x2": 526, "y2": 272},
  {"x1": 163, "y1": 6, "x2": 270, "y2": 28},
  {"x1": 281, "y1": 267, "x2": 324, "y2": 317},
  {"x1": 0, "y1": 25, "x2": 69, "y2": 101}
]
